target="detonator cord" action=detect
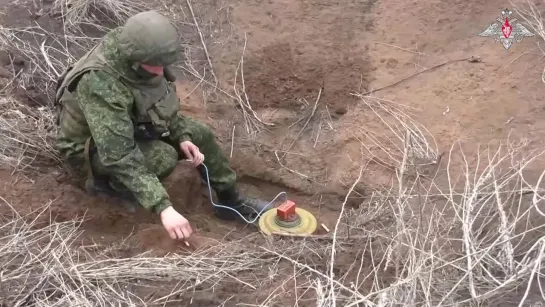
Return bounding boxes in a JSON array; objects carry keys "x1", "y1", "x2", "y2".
[{"x1": 200, "y1": 163, "x2": 287, "y2": 224}]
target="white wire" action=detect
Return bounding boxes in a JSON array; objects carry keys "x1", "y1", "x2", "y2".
[{"x1": 200, "y1": 163, "x2": 287, "y2": 224}]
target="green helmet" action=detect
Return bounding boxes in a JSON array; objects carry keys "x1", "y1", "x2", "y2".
[{"x1": 118, "y1": 10, "x2": 181, "y2": 66}]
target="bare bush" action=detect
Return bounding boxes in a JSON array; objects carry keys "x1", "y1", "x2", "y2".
[
  {"x1": 350, "y1": 93, "x2": 440, "y2": 173},
  {"x1": 0, "y1": 24, "x2": 98, "y2": 101}
]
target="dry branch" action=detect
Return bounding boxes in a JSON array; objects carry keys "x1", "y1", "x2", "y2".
[
  {"x1": 278, "y1": 87, "x2": 323, "y2": 161},
  {"x1": 233, "y1": 32, "x2": 274, "y2": 136},
  {"x1": 350, "y1": 93, "x2": 440, "y2": 172},
  {"x1": 185, "y1": 0, "x2": 218, "y2": 86},
  {"x1": 360, "y1": 56, "x2": 481, "y2": 96}
]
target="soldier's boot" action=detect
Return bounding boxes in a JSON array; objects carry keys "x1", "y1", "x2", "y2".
[{"x1": 214, "y1": 187, "x2": 273, "y2": 221}]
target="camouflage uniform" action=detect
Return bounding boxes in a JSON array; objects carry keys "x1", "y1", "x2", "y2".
[{"x1": 54, "y1": 11, "x2": 268, "y2": 219}]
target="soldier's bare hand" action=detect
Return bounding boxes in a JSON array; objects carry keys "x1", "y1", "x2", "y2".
[
  {"x1": 160, "y1": 206, "x2": 193, "y2": 241},
  {"x1": 180, "y1": 141, "x2": 204, "y2": 167}
]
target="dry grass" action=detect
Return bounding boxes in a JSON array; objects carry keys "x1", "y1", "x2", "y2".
[
  {"x1": 0, "y1": 19, "x2": 90, "y2": 170},
  {"x1": 0, "y1": 196, "x2": 355, "y2": 306},
  {"x1": 52, "y1": 0, "x2": 151, "y2": 32},
  {"x1": 0, "y1": 95, "x2": 61, "y2": 171},
  {"x1": 370, "y1": 137, "x2": 545, "y2": 306},
  {"x1": 0, "y1": 23, "x2": 98, "y2": 101},
  {"x1": 349, "y1": 93, "x2": 440, "y2": 173},
  {"x1": 232, "y1": 32, "x2": 274, "y2": 137}
]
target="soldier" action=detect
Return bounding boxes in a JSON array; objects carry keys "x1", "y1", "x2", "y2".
[{"x1": 54, "y1": 10, "x2": 270, "y2": 241}]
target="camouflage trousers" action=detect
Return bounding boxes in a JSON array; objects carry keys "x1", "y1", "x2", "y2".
[{"x1": 75, "y1": 117, "x2": 237, "y2": 194}]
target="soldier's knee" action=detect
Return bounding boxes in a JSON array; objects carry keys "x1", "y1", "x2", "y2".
[{"x1": 138, "y1": 140, "x2": 178, "y2": 178}]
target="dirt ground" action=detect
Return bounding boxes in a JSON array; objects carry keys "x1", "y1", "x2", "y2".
[{"x1": 2, "y1": 0, "x2": 545, "y2": 305}]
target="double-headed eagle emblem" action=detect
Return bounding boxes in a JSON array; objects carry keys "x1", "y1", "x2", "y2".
[{"x1": 478, "y1": 9, "x2": 534, "y2": 49}]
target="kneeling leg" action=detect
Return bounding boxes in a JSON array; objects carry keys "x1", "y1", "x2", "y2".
[{"x1": 91, "y1": 139, "x2": 178, "y2": 196}]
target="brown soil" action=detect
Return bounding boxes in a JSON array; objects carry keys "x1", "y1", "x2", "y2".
[{"x1": 2, "y1": 0, "x2": 545, "y2": 305}]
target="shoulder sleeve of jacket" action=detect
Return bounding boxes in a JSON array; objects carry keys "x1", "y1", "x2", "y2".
[{"x1": 76, "y1": 70, "x2": 172, "y2": 214}]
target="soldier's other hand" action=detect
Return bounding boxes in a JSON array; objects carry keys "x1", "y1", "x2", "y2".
[
  {"x1": 160, "y1": 206, "x2": 193, "y2": 241},
  {"x1": 180, "y1": 140, "x2": 204, "y2": 167}
]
